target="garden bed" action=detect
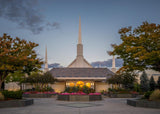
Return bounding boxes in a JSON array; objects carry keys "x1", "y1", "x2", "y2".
[
  {"x1": 23, "y1": 94, "x2": 56, "y2": 98},
  {"x1": 0, "y1": 99, "x2": 34, "y2": 108},
  {"x1": 109, "y1": 93, "x2": 138, "y2": 98},
  {"x1": 127, "y1": 99, "x2": 160, "y2": 109},
  {"x1": 22, "y1": 92, "x2": 57, "y2": 98}
]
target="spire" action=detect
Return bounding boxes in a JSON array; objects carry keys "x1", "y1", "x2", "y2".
[
  {"x1": 44, "y1": 45, "x2": 49, "y2": 72},
  {"x1": 68, "y1": 16, "x2": 92, "y2": 68},
  {"x1": 78, "y1": 16, "x2": 82, "y2": 44},
  {"x1": 112, "y1": 56, "x2": 115, "y2": 68},
  {"x1": 77, "y1": 16, "x2": 83, "y2": 57},
  {"x1": 111, "y1": 56, "x2": 116, "y2": 73}
]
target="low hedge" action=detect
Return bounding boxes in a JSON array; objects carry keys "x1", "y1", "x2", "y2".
[{"x1": 2, "y1": 90, "x2": 23, "y2": 99}]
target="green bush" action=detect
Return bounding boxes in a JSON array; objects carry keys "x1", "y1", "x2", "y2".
[
  {"x1": 0, "y1": 92, "x2": 4, "y2": 100},
  {"x1": 133, "y1": 83, "x2": 141, "y2": 92},
  {"x1": 149, "y1": 89, "x2": 160, "y2": 101},
  {"x1": 34, "y1": 86, "x2": 54, "y2": 92},
  {"x1": 143, "y1": 91, "x2": 153, "y2": 99},
  {"x1": 2, "y1": 90, "x2": 23, "y2": 99}
]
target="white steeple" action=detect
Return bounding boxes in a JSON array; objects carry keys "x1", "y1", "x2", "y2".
[
  {"x1": 44, "y1": 45, "x2": 49, "y2": 72},
  {"x1": 68, "y1": 17, "x2": 92, "y2": 68},
  {"x1": 111, "y1": 56, "x2": 116, "y2": 73},
  {"x1": 78, "y1": 16, "x2": 82, "y2": 44}
]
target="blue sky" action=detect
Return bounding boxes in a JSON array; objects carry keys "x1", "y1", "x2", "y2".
[{"x1": 0, "y1": 0, "x2": 160, "y2": 66}]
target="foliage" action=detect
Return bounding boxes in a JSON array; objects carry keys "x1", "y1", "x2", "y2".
[
  {"x1": 5, "y1": 71, "x2": 25, "y2": 84},
  {"x1": 149, "y1": 89, "x2": 160, "y2": 101},
  {"x1": 108, "y1": 22, "x2": 160, "y2": 72},
  {"x1": 0, "y1": 92, "x2": 4, "y2": 100},
  {"x1": 64, "y1": 86, "x2": 95, "y2": 94},
  {"x1": 35, "y1": 86, "x2": 54, "y2": 92},
  {"x1": 100, "y1": 90, "x2": 107, "y2": 95},
  {"x1": 82, "y1": 85, "x2": 90, "y2": 94},
  {"x1": 24, "y1": 72, "x2": 56, "y2": 89},
  {"x1": 0, "y1": 33, "x2": 43, "y2": 88},
  {"x1": 157, "y1": 76, "x2": 160, "y2": 89},
  {"x1": 143, "y1": 91, "x2": 153, "y2": 99},
  {"x1": 2, "y1": 90, "x2": 23, "y2": 99},
  {"x1": 133, "y1": 83, "x2": 141, "y2": 92},
  {"x1": 149, "y1": 76, "x2": 156, "y2": 91},
  {"x1": 140, "y1": 71, "x2": 150, "y2": 92},
  {"x1": 107, "y1": 68, "x2": 137, "y2": 89},
  {"x1": 108, "y1": 88, "x2": 131, "y2": 94}
]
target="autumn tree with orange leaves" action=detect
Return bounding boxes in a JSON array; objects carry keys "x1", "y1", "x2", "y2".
[
  {"x1": 0, "y1": 34, "x2": 43, "y2": 89},
  {"x1": 107, "y1": 22, "x2": 160, "y2": 89},
  {"x1": 109, "y1": 22, "x2": 160, "y2": 72}
]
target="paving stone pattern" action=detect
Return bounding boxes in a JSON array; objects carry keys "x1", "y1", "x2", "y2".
[{"x1": 0, "y1": 98, "x2": 160, "y2": 114}]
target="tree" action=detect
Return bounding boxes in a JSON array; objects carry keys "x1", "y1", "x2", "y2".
[
  {"x1": 0, "y1": 34, "x2": 43, "y2": 89},
  {"x1": 157, "y1": 76, "x2": 160, "y2": 89},
  {"x1": 149, "y1": 76, "x2": 156, "y2": 91},
  {"x1": 107, "y1": 67, "x2": 137, "y2": 89},
  {"x1": 5, "y1": 71, "x2": 26, "y2": 90},
  {"x1": 140, "y1": 71, "x2": 149, "y2": 92},
  {"x1": 108, "y1": 22, "x2": 160, "y2": 72},
  {"x1": 24, "y1": 72, "x2": 56, "y2": 90}
]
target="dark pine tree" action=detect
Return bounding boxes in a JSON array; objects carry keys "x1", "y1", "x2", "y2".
[
  {"x1": 157, "y1": 76, "x2": 160, "y2": 89},
  {"x1": 149, "y1": 76, "x2": 156, "y2": 91},
  {"x1": 140, "y1": 71, "x2": 150, "y2": 92}
]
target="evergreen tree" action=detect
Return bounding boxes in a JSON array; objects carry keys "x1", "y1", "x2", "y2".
[
  {"x1": 140, "y1": 71, "x2": 149, "y2": 92},
  {"x1": 157, "y1": 76, "x2": 160, "y2": 89},
  {"x1": 149, "y1": 76, "x2": 156, "y2": 91}
]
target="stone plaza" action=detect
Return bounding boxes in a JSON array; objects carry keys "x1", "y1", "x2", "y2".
[{"x1": 0, "y1": 98, "x2": 159, "y2": 114}]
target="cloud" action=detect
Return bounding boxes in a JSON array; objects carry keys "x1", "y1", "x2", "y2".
[
  {"x1": 47, "y1": 22, "x2": 60, "y2": 29},
  {"x1": 0, "y1": 0, "x2": 59, "y2": 34}
]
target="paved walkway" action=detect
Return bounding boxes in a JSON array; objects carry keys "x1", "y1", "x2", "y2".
[{"x1": 0, "y1": 98, "x2": 160, "y2": 114}]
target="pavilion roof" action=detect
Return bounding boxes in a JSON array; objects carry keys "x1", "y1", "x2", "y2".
[{"x1": 49, "y1": 68, "x2": 114, "y2": 80}]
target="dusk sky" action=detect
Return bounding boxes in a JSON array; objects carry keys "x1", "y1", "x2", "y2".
[{"x1": 0, "y1": 0, "x2": 160, "y2": 67}]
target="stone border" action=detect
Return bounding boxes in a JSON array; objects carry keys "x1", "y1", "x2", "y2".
[
  {"x1": 57, "y1": 95, "x2": 102, "y2": 101},
  {"x1": 23, "y1": 94, "x2": 56, "y2": 98},
  {"x1": 0, "y1": 99, "x2": 34, "y2": 108},
  {"x1": 127, "y1": 99, "x2": 160, "y2": 109},
  {"x1": 58, "y1": 95, "x2": 69, "y2": 101}
]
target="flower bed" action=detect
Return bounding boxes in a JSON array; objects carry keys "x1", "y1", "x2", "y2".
[
  {"x1": 57, "y1": 92, "x2": 102, "y2": 101},
  {"x1": 23, "y1": 91, "x2": 57, "y2": 98}
]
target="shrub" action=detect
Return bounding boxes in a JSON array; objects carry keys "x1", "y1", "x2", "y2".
[
  {"x1": 2, "y1": 90, "x2": 23, "y2": 99},
  {"x1": 149, "y1": 89, "x2": 160, "y2": 101},
  {"x1": 140, "y1": 71, "x2": 150, "y2": 92},
  {"x1": 157, "y1": 76, "x2": 160, "y2": 89},
  {"x1": 133, "y1": 83, "x2": 141, "y2": 92},
  {"x1": 0, "y1": 92, "x2": 4, "y2": 100},
  {"x1": 149, "y1": 76, "x2": 156, "y2": 91},
  {"x1": 64, "y1": 86, "x2": 95, "y2": 94},
  {"x1": 143, "y1": 91, "x2": 153, "y2": 99}
]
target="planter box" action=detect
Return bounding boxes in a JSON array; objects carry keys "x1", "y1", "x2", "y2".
[
  {"x1": 127, "y1": 99, "x2": 160, "y2": 109},
  {"x1": 70, "y1": 95, "x2": 89, "y2": 101},
  {"x1": 89, "y1": 95, "x2": 102, "y2": 101},
  {"x1": 58, "y1": 95, "x2": 69, "y2": 101},
  {"x1": 0, "y1": 99, "x2": 33, "y2": 108},
  {"x1": 109, "y1": 94, "x2": 138, "y2": 98},
  {"x1": 57, "y1": 95, "x2": 102, "y2": 101},
  {"x1": 23, "y1": 94, "x2": 56, "y2": 98}
]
